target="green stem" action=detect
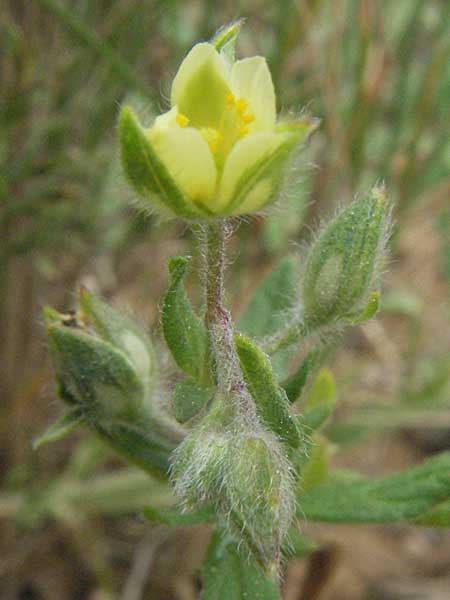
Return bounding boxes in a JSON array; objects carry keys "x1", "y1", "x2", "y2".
[
  {"x1": 262, "y1": 317, "x2": 306, "y2": 355},
  {"x1": 201, "y1": 220, "x2": 256, "y2": 419}
]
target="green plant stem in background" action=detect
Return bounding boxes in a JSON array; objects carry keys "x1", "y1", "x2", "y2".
[{"x1": 37, "y1": 0, "x2": 151, "y2": 99}]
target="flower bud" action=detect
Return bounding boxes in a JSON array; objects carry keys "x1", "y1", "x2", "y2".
[
  {"x1": 171, "y1": 397, "x2": 295, "y2": 571},
  {"x1": 45, "y1": 312, "x2": 145, "y2": 423},
  {"x1": 301, "y1": 186, "x2": 389, "y2": 328},
  {"x1": 44, "y1": 291, "x2": 180, "y2": 478}
]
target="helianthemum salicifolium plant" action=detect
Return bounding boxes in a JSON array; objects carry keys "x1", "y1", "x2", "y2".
[{"x1": 38, "y1": 22, "x2": 450, "y2": 598}]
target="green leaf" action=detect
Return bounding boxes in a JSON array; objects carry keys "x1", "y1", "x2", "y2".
[
  {"x1": 415, "y1": 498, "x2": 450, "y2": 527},
  {"x1": 282, "y1": 347, "x2": 319, "y2": 403},
  {"x1": 118, "y1": 105, "x2": 202, "y2": 218},
  {"x1": 237, "y1": 256, "x2": 298, "y2": 339},
  {"x1": 162, "y1": 256, "x2": 208, "y2": 382},
  {"x1": 172, "y1": 377, "x2": 211, "y2": 423},
  {"x1": 235, "y1": 333, "x2": 300, "y2": 448},
  {"x1": 299, "y1": 435, "x2": 333, "y2": 492},
  {"x1": 143, "y1": 504, "x2": 215, "y2": 526},
  {"x1": 298, "y1": 452, "x2": 450, "y2": 524},
  {"x1": 201, "y1": 531, "x2": 280, "y2": 600},
  {"x1": 33, "y1": 410, "x2": 83, "y2": 450},
  {"x1": 297, "y1": 368, "x2": 336, "y2": 433}
]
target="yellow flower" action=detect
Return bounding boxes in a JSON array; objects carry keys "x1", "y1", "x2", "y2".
[{"x1": 119, "y1": 26, "x2": 318, "y2": 218}]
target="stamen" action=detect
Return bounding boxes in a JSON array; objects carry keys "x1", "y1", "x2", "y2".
[
  {"x1": 176, "y1": 113, "x2": 189, "y2": 127},
  {"x1": 235, "y1": 98, "x2": 248, "y2": 114},
  {"x1": 242, "y1": 112, "x2": 255, "y2": 124},
  {"x1": 225, "y1": 92, "x2": 235, "y2": 105},
  {"x1": 237, "y1": 125, "x2": 249, "y2": 138}
]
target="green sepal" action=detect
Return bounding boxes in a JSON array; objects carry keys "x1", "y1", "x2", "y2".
[
  {"x1": 78, "y1": 287, "x2": 156, "y2": 392},
  {"x1": 282, "y1": 347, "x2": 319, "y2": 403},
  {"x1": 162, "y1": 256, "x2": 209, "y2": 382},
  {"x1": 299, "y1": 434, "x2": 333, "y2": 492},
  {"x1": 172, "y1": 377, "x2": 212, "y2": 423},
  {"x1": 46, "y1": 322, "x2": 145, "y2": 420},
  {"x1": 118, "y1": 105, "x2": 202, "y2": 218},
  {"x1": 298, "y1": 452, "x2": 450, "y2": 524},
  {"x1": 224, "y1": 133, "x2": 303, "y2": 215},
  {"x1": 297, "y1": 368, "x2": 336, "y2": 433},
  {"x1": 201, "y1": 530, "x2": 280, "y2": 600},
  {"x1": 342, "y1": 290, "x2": 380, "y2": 325},
  {"x1": 143, "y1": 504, "x2": 215, "y2": 526},
  {"x1": 33, "y1": 410, "x2": 83, "y2": 450},
  {"x1": 234, "y1": 333, "x2": 300, "y2": 448},
  {"x1": 210, "y1": 19, "x2": 245, "y2": 63}
]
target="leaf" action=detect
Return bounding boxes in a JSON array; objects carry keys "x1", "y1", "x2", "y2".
[
  {"x1": 297, "y1": 368, "x2": 336, "y2": 433},
  {"x1": 33, "y1": 410, "x2": 83, "y2": 450},
  {"x1": 282, "y1": 347, "x2": 319, "y2": 403},
  {"x1": 298, "y1": 452, "x2": 450, "y2": 524},
  {"x1": 299, "y1": 435, "x2": 333, "y2": 492},
  {"x1": 237, "y1": 256, "x2": 298, "y2": 339},
  {"x1": 201, "y1": 531, "x2": 280, "y2": 600},
  {"x1": 172, "y1": 377, "x2": 211, "y2": 423},
  {"x1": 162, "y1": 256, "x2": 208, "y2": 382},
  {"x1": 235, "y1": 333, "x2": 300, "y2": 448},
  {"x1": 143, "y1": 504, "x2": 215, "y2": 526}
]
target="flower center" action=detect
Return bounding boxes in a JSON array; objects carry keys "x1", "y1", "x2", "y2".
[{"x1": 177, "y1": 92, "x2": 255, "y2": 167}]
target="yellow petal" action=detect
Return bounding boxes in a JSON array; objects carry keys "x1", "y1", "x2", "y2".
[
  {"x1": 230, "y1": 57, "x2": 276, "y2": 131},
  {"x1": 149, "y1": 127, "x2": 217, "y2": 210},
  {"x1": 171, "y1": 43, "x2": 231, "y2": 130},
  {"x1": 217, "y1": 131, "x2": 297, "y2": 214}
]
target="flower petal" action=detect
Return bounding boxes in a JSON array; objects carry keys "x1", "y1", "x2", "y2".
[
  {"x1": 149, "y1": 126, "x2": 217, "y2": 211},
  {"x1": 230, "y1": 57, "x2": 276, "y2": 131},
  {"x1": 216, "y1": 131, "x2": 298, "y2": 214},
  {"x1": 171, "y1": 43, "x2": 231, "y2": 129}
]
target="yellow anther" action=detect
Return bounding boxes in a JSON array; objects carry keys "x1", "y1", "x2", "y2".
[
  {"x1": 225, "y1": 92, "x2": 235, "y2": 105},
  {"x1": 237, "y1": 125, "x2": 249, "y2": 138},
  {"x1": 176, "y1": 113, "x2": 189, "y2": 127},
  {"x1": 242, "y1": 112, "x2": 255, "y2": 124},
  {"x1": 235, "y1": 98, "x2": 248, "y2": 114}
]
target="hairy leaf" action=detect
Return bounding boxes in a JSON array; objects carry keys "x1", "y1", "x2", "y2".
[
  {"x1": 201, "y1": 531, "x2": 280, "y2": 600},
  {"x1": 298, "y1": 452, "x2": 450, "y2": 524},
  {"x1": 162, "y1": 256, "x2": 208, "y2": 382}
]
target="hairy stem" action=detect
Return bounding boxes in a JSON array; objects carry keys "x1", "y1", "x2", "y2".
[
  {"x1": 262, "y1": 318, "x2": 306, "y2": 355},
  {"x1": 201, "y1": 220, "x2": 256, "y2": 419}
]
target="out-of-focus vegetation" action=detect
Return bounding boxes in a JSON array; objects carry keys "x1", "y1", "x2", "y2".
[{"x1": 0, "y1": 1, "x2": 449, "y2": 598}]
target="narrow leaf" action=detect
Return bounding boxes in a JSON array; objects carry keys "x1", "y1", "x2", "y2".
[
  {"x1": 297, "y1": 369, "x2": 336, "y2": 433},
  {"x1": 162, "y1": 256, "x2": 208, "y2": 382},
  {"x1": 298, "y1": 452, "x2": 450, "y2": 525},
  {"x1": 143, "y1": 505, "x2": 215, "y2": 526},
  {"x1": 282, "y1": 347, "x2": 319, "y2": 403},
  {"x1": 201, "y1": 531, "x2": 280, "y2": 600},
  {"x1": 33, "y1": 410, "x2": 83, "y2": 450},
  {"x1": 235, "y1": 333, "x2": 300, "y2": 448}
]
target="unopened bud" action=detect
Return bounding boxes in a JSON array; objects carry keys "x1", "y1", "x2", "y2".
[{"x1": 302, "y1": 186, "x2": 389, "y2": 328}]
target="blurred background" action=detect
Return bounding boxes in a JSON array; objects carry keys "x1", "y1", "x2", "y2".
[{"x1": 0, "y1": 0, "x2": 449, "y2": 598}]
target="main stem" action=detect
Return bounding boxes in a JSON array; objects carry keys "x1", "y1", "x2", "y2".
[{"x1": 202, "y1": 220, "x2": 255, "y2": 417}]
